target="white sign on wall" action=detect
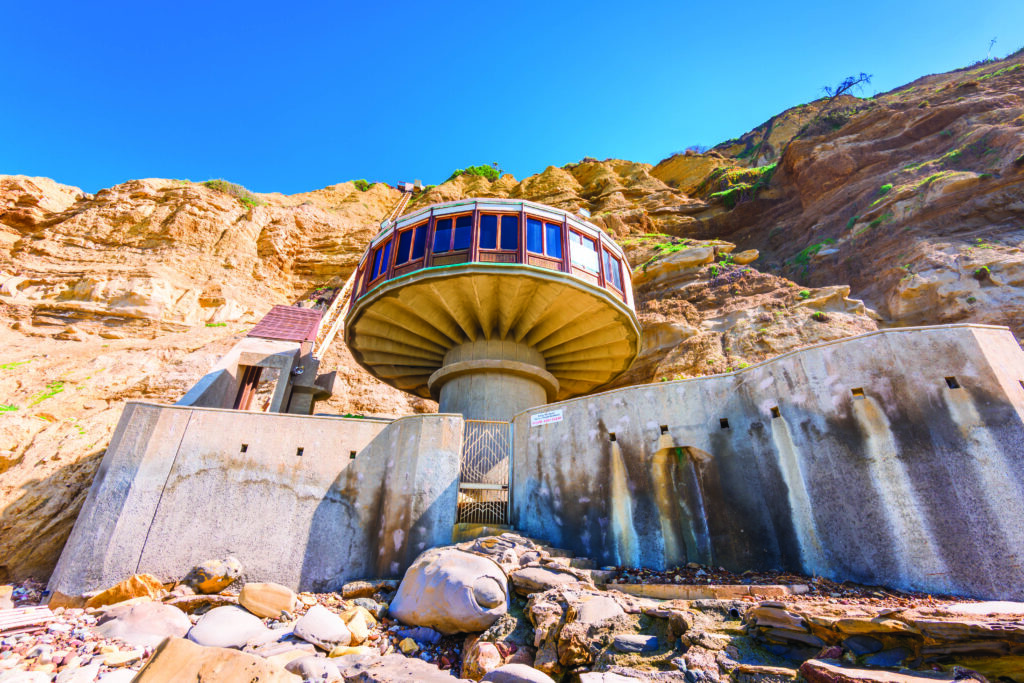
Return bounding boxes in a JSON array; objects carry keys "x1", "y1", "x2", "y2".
[{"x1": 530, "y1": 409, "x2": 564, "y2": 427}]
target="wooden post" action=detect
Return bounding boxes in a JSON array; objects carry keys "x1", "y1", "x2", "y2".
[
  {"x1": 470, "y1": 204, "x2": 481, "y2": 263},
  {"x1": 560, "y1": 216, "x2": 570, "y2": 273},
  {"x1": 425, "y1": 208, "x2": 436, "y2": 268},
  {"x1": 518, "y1": 204, "x2": 527, "y2": 265}
]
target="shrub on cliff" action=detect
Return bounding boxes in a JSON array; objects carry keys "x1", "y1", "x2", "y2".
[
  {"x1": 445, "y1": 165, "x2": 500, "y2": 183},
  {"x1": 202, "y1": 179, "x2": 263, "y2": 209}
]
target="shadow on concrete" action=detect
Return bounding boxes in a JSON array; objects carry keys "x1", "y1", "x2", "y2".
[{"x1": 299, "y1": 429, "x2": 460, "y2": 592}]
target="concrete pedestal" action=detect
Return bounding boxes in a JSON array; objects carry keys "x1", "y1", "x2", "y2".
[{"x1": 429, "y1": 340, "x2": 558, "y2": 421}]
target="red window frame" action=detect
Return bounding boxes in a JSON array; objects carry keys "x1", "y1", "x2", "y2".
[{"x1": 394, "y1": 221, "x2": 429, "y2": 266}]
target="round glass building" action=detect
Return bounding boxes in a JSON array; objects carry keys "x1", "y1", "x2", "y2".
[{"x1": 344, "y1": 198, "x2": 641, "y2": 420}]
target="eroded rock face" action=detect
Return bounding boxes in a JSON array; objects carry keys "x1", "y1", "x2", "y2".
[{"x1": 390, "y1": 548, "x2": 510, "y2": 635}]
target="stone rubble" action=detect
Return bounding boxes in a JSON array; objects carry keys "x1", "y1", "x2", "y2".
[{"x1": 1, "y1": 536, "x2": 1022, "y2": 681}]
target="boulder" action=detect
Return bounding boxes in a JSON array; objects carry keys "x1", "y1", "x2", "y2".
[
  {"x1": 0, "y1": 585, "x2": 12, "y2": 610},
  {"x1": 238, "y1": 582, "x2": 297, "y2": 619},
  {"x1": 390, "y1": 547, "x2": 508, "y2": 634},
  {"x1": 134, "y1": 636, "x2": 299, "y2": 682},
  {"x1": 482, "y1": 664, "x2": 556, "y2": 683},
  {"x1": 285, "y1": 655, "x2": 342, "y2": 681},
  {"x1": 84, "y1": 574, "x2": 166, "y2": 608},
  {"x1": 55, "y1": 662, "x2": 101, "y2": 683},
  {"x1": 732, "y1": 249, "x2": 759, "y2": 265},
  {"x1": 329, "y1": 645, "x2": 380, "y2": 657},
  {"x1": 354, "y1": 597, "x2": 388, "y2": 620},
  {"x1": 332, "y1": 652, "x2": 471, "y2": 682},
  {"x1": 94, "y1": 601, "x2": 191, "y2": 647},
  {"x1": 339, "y1": 605, "x2": 374, "y2": 645},
  {"x1": 461, "y1": 636, "x2": 504, "y2": 680},
  {"x1": 187, "y1": 605, "x2": 271, "y2": 649},
  {"x1": 342, "y1": 579, "x2": 399, "y2": 599},
  {"x1": 459, "y1": 534, "x2": 544, "y2": 575},
  {"x1": 183, "y1": 557, "x2": 242, "y2": 594},
  {"x1": 294, "y1": 604, "x2": 352, "y2": 651}
]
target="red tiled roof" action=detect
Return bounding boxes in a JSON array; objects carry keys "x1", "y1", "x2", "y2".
[{"x1": 247, "y1": 305, "x2": 322, "y2": 342}]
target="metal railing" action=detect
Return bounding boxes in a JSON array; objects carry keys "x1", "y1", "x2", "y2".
[{"x1": 457, "y1": 420, "x2": 511, "y2": 525}]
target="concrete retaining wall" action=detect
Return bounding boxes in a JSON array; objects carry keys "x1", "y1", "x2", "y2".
[
  {"x1": 512, "y1": 324, "x2": 1024, "y2": 600},
  {"x1": 49, "y1": 405, "x2": 462, "y2": 595}
]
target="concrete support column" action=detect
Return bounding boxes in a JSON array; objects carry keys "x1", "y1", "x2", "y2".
[{"x1": 429, "y1": 340, "x2": 558, "y2": 421}]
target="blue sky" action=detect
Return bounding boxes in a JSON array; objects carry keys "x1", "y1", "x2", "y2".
[{"x1": 3, "y1": 1, "x2": 1023, "y2": 194}]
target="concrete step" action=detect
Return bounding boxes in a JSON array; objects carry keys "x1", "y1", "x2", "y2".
[{"x1": 451, "y1": 523, "x2": 515, "y2": 543}]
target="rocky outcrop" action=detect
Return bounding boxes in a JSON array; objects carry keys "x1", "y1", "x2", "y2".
[{"x1": 3, "y1": 52, "x2": 1024, "y2": 587}]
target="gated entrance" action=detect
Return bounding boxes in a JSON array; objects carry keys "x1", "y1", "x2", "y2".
[{"x1": 457, "y1": 420, "x2": 511, "y2": 525}]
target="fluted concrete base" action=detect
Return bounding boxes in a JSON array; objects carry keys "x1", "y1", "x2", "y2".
[{"x1": 429, "y1": 340, "x2": 559, "y2": 421}]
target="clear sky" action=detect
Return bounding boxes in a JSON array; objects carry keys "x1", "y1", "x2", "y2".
[{"x1": 3, "y1": 1, "x2": 1023, "y2": 195}]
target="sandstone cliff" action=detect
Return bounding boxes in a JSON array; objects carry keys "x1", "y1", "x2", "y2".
[{"x1": 3, "y1": 50, "x2": 1024, "y2": 582}]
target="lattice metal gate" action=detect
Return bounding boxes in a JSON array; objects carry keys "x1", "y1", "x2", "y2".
[{"x1": 457, "y1": 420, "x2": 511, "y2": 525}]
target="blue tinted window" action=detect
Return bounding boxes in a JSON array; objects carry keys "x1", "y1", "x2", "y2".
[
  {"x1": 480, "y1": 215, "x2": 498, "y2": 249},
  {"x1": 411, "y1": 225, "x2": 426, "y2": 259},
  {"x1": 545, "y1": 222, "x2": 562, "y2": 259},
  {"x1": 433, "y1": 218, "x2": 452, "y2": 253},
  {"x1": 500, "y1": 215, "x2": 518, "y2": 250},
  {"x1": 396, "y1": 230, "x2": 412, "y2": 264},
  {"x1": 371, "y1": 240, "x2": 391, "y2": 279},
  {"x1": 371, "y1": 249, "x2": 383, "y2": 279},
  {"x1": 453, "y1": 215, "x2": 472, "y2": 250},
  {"x1": 527, "y1": 218, "x2": 543, "y2": 254}
]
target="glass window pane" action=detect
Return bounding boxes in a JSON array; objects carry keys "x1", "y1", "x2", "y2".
[
  {"x1": 570, "y1": 232, "x2": 598, "y2": 273},
  {"x1": 479, "y1": 215, "x2": 498, "y2": 249},
  {"x1": 411, "y1": 224, "x2": 426, "y2": 259},
  {"x1": 381, "y1": 241, "x2": 392, "y2": 275},
  {"x1": 371, "y1": 246, "x2": 384, "y2": 279},
  {"x1": 545, "y1": 222, "x2": 562, "y2": 259},
  {"x1": 527, "y1": 218, "x2": 543, "y2": 254},
  {"x1": 453, "y1": 215, "x2": 472, "y2": 250},
  {"x1": 433, "y1": 218, "x2": 452, "y2": 253},
  {"x1": 605, "y1": 251, "x2": 622, "y2": 289},
  {"x1": 500, "y1": 215, "x2": 519, "y2": 250},
  {"x1": 396, "y1": 230, "x2": 412, "y2": 264}
]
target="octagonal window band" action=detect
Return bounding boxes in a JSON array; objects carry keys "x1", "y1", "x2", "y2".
[{"x1": 351, "y1": 199, "x2": 631, "y2": 308}]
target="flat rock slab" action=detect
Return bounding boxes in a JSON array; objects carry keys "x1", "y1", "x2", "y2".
[
  {"x1": 612, "y1": 634, "x2": 659, "y2": 653},
  {"x1": 94, "y1": 601, "x2": 191, "y2": 648},
  {"x1": 509, "y1": 567, "x2": 586, "y2": 595},
  {"x1": 946, "y1": 601, "x2": 1024, "y2": 616},
  {"x1": 613, "y1": 583, "x2": 808, "y2": 600},
  {"x1": 332, "y1": 652, "x2": 470, "y2": 681},
  {"x1": 187, "y1": 605, "x2": 270, "y2": 649},
  {"x1": 135, "y1": 637, "x2": 299, "y2": 682},
  {"x1": 577, "y1": 596, "x2": 626, "y2": 625},
  {"x1": 482, "y1": 663, "x2": 557, "y2": 682},
  {"x1": 799, "y1": 659, "x2": 957, "y2": 682}
]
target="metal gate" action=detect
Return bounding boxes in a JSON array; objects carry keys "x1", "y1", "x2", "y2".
[{"x1": 457, "y1": 420, "x2": 511, "y2": 525}]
